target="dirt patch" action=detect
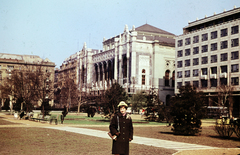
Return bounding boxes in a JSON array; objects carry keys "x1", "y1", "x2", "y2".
[
  {"x1": 174, "y1": 148, "x2": 240, "y2": 155},
  {"x1": 0, "y1": 127, "x2": 176, "y2": 155},
  {"x1": 82, "y1": 126, "x2": 240, "y2": 148},
  {"x1": 0, "y1": 118, "x2": 22, "y2": 125}
]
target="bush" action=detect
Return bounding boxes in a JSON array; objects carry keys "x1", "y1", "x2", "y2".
[
  {"x1": 170, "y1": 85, "x2": 206, "y2": 135},
  {"x1": 233, "y1": 120, "x2": 240, "y2": 138},
  {"x1": 214, "y1": 125, "x2": 234, "y2": 138},
  {"x1": 233, "y1": 125, "x2": 240, "y2": 138}
]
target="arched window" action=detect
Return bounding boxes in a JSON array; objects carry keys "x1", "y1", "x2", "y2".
[
  {"x1": 165, "y1": 70, "x2": 170, "y2": 86},
  {"x1": 166, "y1": 95, "x2": 171, "y2": 106},
  {"x1": 95, "y1": 65, "x2": 98, "y2": 82},
  {"x1": 142, "y1": 69, "x2": 145, "y2": 85},
  {"x1": 82, "y1": 65, "x2": 85, "y2": 83},
  {"x1": 123, "y1": 57, "x2": 127, "y2": 78},
  {"x1": 172, "y1": 71, "x2": 175, "y2": 87}
]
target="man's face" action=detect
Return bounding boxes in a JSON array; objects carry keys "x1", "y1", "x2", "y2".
[{"x1": 120, "y1": 106, "x2": 127, "y2": 114}]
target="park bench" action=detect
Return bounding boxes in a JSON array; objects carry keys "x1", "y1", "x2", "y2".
[
  {"x1": 30, "y1": 113, "x2": 39, "y2": 121},
  {"x1": 43, "y1": 115, "x2": 51, "y2": 122},
  {"x1": 36, "y1": 114, "x2": 44, "y2": 122},
  {"x1": 49, "y1": 114, "x2": 62, "y2": 125}
]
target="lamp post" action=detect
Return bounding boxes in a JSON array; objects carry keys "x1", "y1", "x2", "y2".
[{"x1": 42, "y1": 76, "x2": 49, "y2": 118}]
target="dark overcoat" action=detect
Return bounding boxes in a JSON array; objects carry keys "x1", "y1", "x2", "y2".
[{"x1": 109, "y1": 112, "x2": 133, "y2": 155}]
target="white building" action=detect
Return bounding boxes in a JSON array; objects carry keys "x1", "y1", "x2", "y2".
[
  {"x1": 175, "y1": 6, "x2": 240, "y2": 117},
  {"x1": 58, "y1": 24, "x2": 175, "y2": 105}
]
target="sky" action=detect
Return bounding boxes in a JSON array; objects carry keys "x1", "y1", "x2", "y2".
[{"x1": 0, "y1": 0, "x2": 240, "y2": 67}]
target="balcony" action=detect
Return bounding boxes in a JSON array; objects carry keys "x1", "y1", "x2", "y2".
[
  {"x1": 210, "y1": 74, "x2": 217, "y2": 79},
  {"x1": 220, "y1": 72, "x2": 227, "y2": 78},
  {"x1": 201, "y1": 75, "x2": 208, "y2": 80}
]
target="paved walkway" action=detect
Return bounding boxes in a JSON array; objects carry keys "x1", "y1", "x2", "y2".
[
  {"x1": 0, "y1": 112, "x2": 218, "y2": 151},
  {"x1": 45, "y1": 126, "x2": 217, "y2": 151}
]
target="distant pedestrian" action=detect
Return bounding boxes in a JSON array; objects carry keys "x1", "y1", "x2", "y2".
[
  {"x1": 61, "y1": 105, "x2": 68, "y2": 124},
  {"x1": 19, "y1": 111, "x2": 24, "y2": 120},
  {"x1": 109, "y1": 101, "x2": 133, "y2": 155}
]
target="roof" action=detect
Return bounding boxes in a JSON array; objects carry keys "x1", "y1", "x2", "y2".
[
  {"x1": 0, "y1": 53, "x2": 55, "y2": 66},
  {"x1": 135, "y1": 24, "x2": 175, "y2": 36},
  {"x1": 136, "y1": 35, "x2": 175, "y2": 46},
  {"x1": 185, "y1": 7, "x2": 240, "y2": 29}
]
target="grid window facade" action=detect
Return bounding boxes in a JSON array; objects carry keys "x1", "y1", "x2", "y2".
[
  {"x1": 202, "y1": 56, "x2": 208, "y2": 64},
  {"x1": 202, "y1": 68, "x2": 208, "y2": 75},
  {"x1": 202, "y1": 45, "x2": 208, "y2": 53},
  {"x1": 185, "y1": 49, "x2": 191, "y2": 56},
  {"x1": 177, "y1": 50, "x2": 183, "y2": 57},
  {"x1": 211, "y1": 31, "x2": 217, "y2": 39},
  {"x1": 193, "y1": 35, "x2": 199, "y2": 43},
  {"x1": 211, "y1": 55, "x2": 217, "y2": 63},
  {"x1": 211, "y1": 43, "x2": 217, "y2": 51},
  {"x1": 185, "y1": 81, "x2": 190, "y2": 86},
  {"x1": 220, "y1": 78, "x2": 227, "y2": 85},
  {"x1": 221, "y1": 65, "x2": 227, "y2": 73},
  {"x1": 231, "y1": 51, "x2": 239, "y2": 60},
  {"x1": 202, "y1": 33, "x2": 208, "y2": 41},
  {"x1": 193, "y1": 47, "x2": 199, "y2": 54},
  {"x1": 231, "y1": 77, "x2": 239, "y2": 85},
  {"x1": 211, "y1": 79, "x2": 217, "y2": 87},
  {"x1": 193, "y1": 69, "x2": 199, "y2": 76},
  {"x1": 231, "y1": 64, "x2": 239, "y2": 72},
  {"x1": 185, "y1": 38, "x2": 191, "y2": 45},
  {"x1": 177, "y1": 82, "x2": 182, "y2": 88},
  {"x1": 193, "y1": 81, "x2": 199, "y2": 88},
  {"x1": 221, "y1": 41, "x2": 228, "y2": 49},
  {"x1": 231, "y1": 38, "x2": 239, "y2": 47},
  {"x1": 177, "y1": 61, "x2": 182, "y2": 68},
  {"x1": 221, "y1": 28, "x2": 228, "y2": 37},
  {"x1": 193, "y1": 58, "x2": 199, "y2": 66},
  {"x1": 221, "y1": 53, "x2": 228, "y2": 61},
  {"x1": 177, "y1": 71, "x2": 182, "y2": 78},
  {"x1": 231, "y1": 25, "x2": 239, "y2": 34},
  {"x1": 185, "y1": 70, "x2": 190, "y2": 77},
  {"x1": 211, "y1": 67, "x2": 217, "y2": 74},
  {"x1": 178, "y1": 40, "x2": 183, "y2": 47},
  {"x1": 201, "y1": 80, "x2": 208, "y2": 88},
  {"x1": 185, "y1": 59, "x2": 190, "y2": 67}
]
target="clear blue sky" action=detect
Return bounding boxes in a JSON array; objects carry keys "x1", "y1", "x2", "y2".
[{"x1": 0, "y1": 0, "x2": 239, "y2": 67}]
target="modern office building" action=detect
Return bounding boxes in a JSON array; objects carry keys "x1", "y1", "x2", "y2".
[{"x1": 175, "y1": 6, "x2": 240, "y2": 117}]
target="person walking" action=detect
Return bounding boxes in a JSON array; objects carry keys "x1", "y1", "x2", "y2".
[{"x1": 109, "y1": 101, "x2": 133, "y2": 155}]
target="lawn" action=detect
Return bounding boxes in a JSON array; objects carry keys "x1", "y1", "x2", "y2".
[
  {"x1": 63, "y1": 114, "x2": 167, "y2": 126},
  {"x1": 0, "y1": 115, "x2": 240, "y2": 155},
  {"x1": 0, "y1": 126, "x2": 176, "y2": 155}
]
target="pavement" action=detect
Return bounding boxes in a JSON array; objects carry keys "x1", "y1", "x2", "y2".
[
  {"x1": 44, "y1": 126, "x2": 217, "y2": 151},
  {"x1": 1, "y1": 112, "x2": 239, "y2": 155}
]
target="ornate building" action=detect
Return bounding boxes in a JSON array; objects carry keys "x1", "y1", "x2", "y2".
[{"x1": 58, "y1": 24, "x2": 176, "y2": 105}]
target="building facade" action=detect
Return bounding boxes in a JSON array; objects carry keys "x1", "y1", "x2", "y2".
[
  {"x1": 0, "y1": 53, "x2": 55, "y2": 107},
  {"x1": 58, "y1": 24, "x2": 176, "y2": 105},
  {"x1": 175, "y1": 7, "x2": 240, "y2": 117}
]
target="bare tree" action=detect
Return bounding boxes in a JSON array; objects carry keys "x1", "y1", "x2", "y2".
[
  {"x1": 59, "y1": 75, "x2": 78, "y2": 110},
  {"x1": 1, "y1": 62, "x2": 54, "y2": 115},
  {"x1": 216, "y1": 85, "x2": 234, "y2": 118}
]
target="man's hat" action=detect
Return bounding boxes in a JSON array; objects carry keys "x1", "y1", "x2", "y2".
[{"x1": 118, "y1": 101, "x2": 128, "y2": 107}]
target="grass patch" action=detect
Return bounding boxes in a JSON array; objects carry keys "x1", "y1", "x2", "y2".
[
  {"x1": 0, "y1": 127, "x2": 175, "y2": 155},
  {"x1": 63, "y1": 115, "x2": 166, "y2": 125}
]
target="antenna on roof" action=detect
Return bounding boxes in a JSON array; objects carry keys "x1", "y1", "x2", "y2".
[{"x1": 146, "y1": 20, "x2": 147, "y2": 24}]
